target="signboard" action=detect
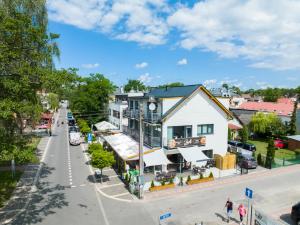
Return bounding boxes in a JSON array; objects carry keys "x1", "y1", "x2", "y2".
[
  {"x1": 245, "y1": 187, "x2": 253, "y2": 199},
  {"x1": 168, "y1": 137, "x2": 206, "y2": 149},
  {"x1": 160, "y1": 212, "x2": 171, "y2": 220},
  {"x1": 87, "y1": 133, "x2": 92, "y2": 143}
]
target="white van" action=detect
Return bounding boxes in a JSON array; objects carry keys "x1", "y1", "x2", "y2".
[{"x1": 69, "y1": 131, "x2": 81, "y2": 146}]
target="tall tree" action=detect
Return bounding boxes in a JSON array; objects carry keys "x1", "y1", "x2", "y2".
[
  {"x1": 0, "y1": 0, "x2": 59, "y2": 157},
  {"x1": 69, "y1": 73, "x2": 115, "y2": 123},
  {"x1": 91, "y1": 150, "x2": 115, "y2": 182},
  {"x1": 124, "y1": 79, "x2": 146, "y2": 92},
  {"x1": 289, "y1": 101, "x2": 297, "y2": 135},
  {"x1": 239, "y1": 126, "x2": 249, "y2": 143}
]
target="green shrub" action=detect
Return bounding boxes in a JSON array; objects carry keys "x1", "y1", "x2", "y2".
[
  {"x1": 180, "y1": 177, "x2": 183, "y2": 186},
  {"x1": 209, "y1": 172, "x2": 214, "y2": 178},
  {"x1": 88, "y1": 143, "x2": 103, "y2": 154},
  {"x1": 125, "y1": 173, "x2": 129, "y2": 182},
  {"x1": 169, "y1": 178, "x2": 174, "y2": 184},
  {"x1": 161, "y1": 180, "x2": 165, "y2": 186},
  {"x1": 200, "y1": 173, "x2": 204, "y2": 179},
  {"x1": 151, "y1": 180, "x2": 155, "y2": 188},
  {"x1": 186, "y1": 175, "x2": 191, "y2": 184}
]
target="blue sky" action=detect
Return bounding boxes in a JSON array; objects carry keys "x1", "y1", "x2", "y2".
[{"x1": 47, "y1": 0, "x2": 300, "y2": 89}]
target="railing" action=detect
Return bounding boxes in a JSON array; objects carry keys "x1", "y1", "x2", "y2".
[
  {"x1": 144, "y1": 135, "x2": 161, "y2": 148},
  {"x1": 123, "y1": 109, "x2": 139, "y2": 119},
  {"x1": 122, "y1": 125, "x2": 162, "y2": 148},
  {"x1": 143, "y1": 112, "x2": 162, "y2": 123},
  {"x1": 163, "y1": 136, "x2": 206, "y2": 150}
]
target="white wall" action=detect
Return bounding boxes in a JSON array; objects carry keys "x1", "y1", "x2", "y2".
[
  {"x1": 162, "y1": 90, "x2": 229, "y2": 156},
  {"x1": 108, "y1": 102, "x2": 128, "y2": 129},
  {"x1": 162, "y1": 97, "x2": 182, "y2": 114}
]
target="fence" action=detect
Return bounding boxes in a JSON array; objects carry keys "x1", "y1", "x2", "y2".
[{"x1": 259, "y1": 154, "x2": 300, "y2": 169}]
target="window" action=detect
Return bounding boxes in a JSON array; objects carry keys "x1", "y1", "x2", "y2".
[
  {"x1": 113, "y1": 110, "x2": 120, "y2": 118},
  {"x1": 130, "y1": 101, "x2": 133, "y2": 110},
  {"x1": 197, "y1": 124, "x2": 214, "y2": 135},
  {"x1": 135, "y1": 101, "x2": 139, "y2": 109}
]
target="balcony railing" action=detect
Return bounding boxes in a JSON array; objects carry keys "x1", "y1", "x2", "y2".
[
  {"x1": 122, "y1": 125, "x2": 162, "y2": 148},
  {"x1": 123, "y1": 109, "x2": 139, "y2": 119},
  {"x1": 143, "y1": 112, "x2": 162, "y2": 123}
]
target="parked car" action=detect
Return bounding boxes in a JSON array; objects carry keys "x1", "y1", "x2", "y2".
[
  {"x1": 291, "y1": 202, "x2": 300, "y2": 225},
  {"x1": 228, "y1": 141, "x2": 256, "y2": 153},
  {"x1": 237, "y1": 155, "x2": 258, "y2": 169},
  {"x1": 69, "y1": 126, "x2": 80, "y2": 133},
  {"x1": 274, "y1": 139, "x2": 284, "y2": 149},
  {"x1": 242, "y1": 143, "x2": 256, "y2": 152}
]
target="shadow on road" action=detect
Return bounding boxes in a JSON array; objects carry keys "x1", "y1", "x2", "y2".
[
  {"x1": 215, "y1": 212, "x2": 240, "y2": 224},
  {"x1": 87, "y1": 174, "x2": 110, "y2": 183},
  {"x1": 11, "y1": 165, "x2": 69, "y2": 225}
]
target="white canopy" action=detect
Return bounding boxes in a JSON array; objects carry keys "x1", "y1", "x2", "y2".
[
  {"x1": 94, "y1": 121, "x2": 117, "y2": 131},
  {"x1": 104, "y1": 133, "x2": 149, "y2": 161},
  {"x1": 178, "y1": 146, "x2": 210, "y2": 166},
  {"x1": 143, "y1": 149, "x2": 171, "y2": 167}
]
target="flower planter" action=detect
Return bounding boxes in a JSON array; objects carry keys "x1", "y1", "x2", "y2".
[
  {"x1": 149, "y1": 183, "x2": 175, "y2": 192},
  {"x1": 187, "y1": 177, "x2": 214, "y2": 185}
]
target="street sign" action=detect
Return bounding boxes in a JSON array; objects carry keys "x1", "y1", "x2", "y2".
[
  {"x1": 160, "y1": 212, "x2": 172, "y2": 220},
  {"x1": 245, "y1": 187, "x2": 253, "y2": 199},
  {"x1": 87, "y1": 133, "x2": 92, "y2": 142}
]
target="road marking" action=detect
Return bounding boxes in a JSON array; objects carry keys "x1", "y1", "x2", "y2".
[
  {"x1": 71, "y1": 185, "x2": 76, "y2": 188},
  {"x1": 80, "y1": 184, "x2": 86, "y2": 187},
  {"x1": 99, "y1": 183, "x2": 124, "y2": 189},
  {"x1": 108, "y1": 175, "x2": 119, "y2": 178},
  {"x1": 111, "y1": 192, "x2": 131, "y2": 198},
  {"x1": 102, "y1": 168, "x2": 114, "y2": 172}
]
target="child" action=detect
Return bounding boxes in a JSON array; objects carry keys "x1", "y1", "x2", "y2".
[{"x1": 238, "y1": 204, "x2": 246, "y2": 225}]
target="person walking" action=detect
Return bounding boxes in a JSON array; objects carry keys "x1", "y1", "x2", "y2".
[
  {"x1": 238, "y1": 204, "x2": 246, "y2": 225},
  {"x1": 224, "y1": 198, "x2": 233, "y2": 223}
]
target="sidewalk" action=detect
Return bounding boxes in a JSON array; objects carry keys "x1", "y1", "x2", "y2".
[
  {"x1": 143, "y1": 164, "x2": 300, "y2": 201},
  {"x1": 0, "y1": 111, "x2": 59, "y2": 224}
]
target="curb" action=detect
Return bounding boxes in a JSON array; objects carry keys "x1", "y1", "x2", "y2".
[
  {"x1": 0, "y1": 110, "x2": 60, "y2": 224},
  {"x1": 80, "y1": 143, "x2": 134, "y2": 203}
]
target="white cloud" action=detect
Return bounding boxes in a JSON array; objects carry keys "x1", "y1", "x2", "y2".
[
  {"x1": 47, "y1": 0, "x2": 169, "y2": 45},
  {"x1": 138, "y1": 73, "x2": 152, "y2": 83},
  {"x1": 203, "y1": 79, "x2": 217, "y2": 87},
  {"x1": 287, "y1": 76, "x2": 298, "y2": 81},
  {"x1": 82, "y1": 63, "x2": 100, "y2": 69},
  {"x1": 177, "y1": 58, "x2": 188, "y2": 65},
  {"x1": 168, "y1": 0, "x2": 300, "y2": 70},
  {"x1": 135, "y1": 62, "x2": 148, "y2": 69},
  {"x1": 256, "y1": 81, "x2": 273, "y2": 89}
]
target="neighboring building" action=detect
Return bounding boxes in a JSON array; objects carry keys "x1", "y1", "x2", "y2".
[
  {"x1": 108, "y1": 88, "x2": 144, "y2": 131},
  {"x1": 122, "y1": 84, "x2": 232, "y2": 170},
  {"x1": 235, "y1": 98, "x2": 295, "y2": 125},
  {"x1": 230, "y1": 96, "x2": 247, "y2": 108},
  {"x1": 287, "y1": 135, "x2": 300, "y2": 150}
]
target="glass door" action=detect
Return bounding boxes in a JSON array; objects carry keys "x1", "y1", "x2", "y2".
[{"x1": 185, "y1": 126, "x2": 192, "y2": 138}]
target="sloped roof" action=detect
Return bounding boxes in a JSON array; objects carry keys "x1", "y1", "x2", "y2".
[
  {"x1": 238, "y1": 101, "x2": 293, "y2": 116},
  {"x1": 146, "y1": 84, "x2": 201, "y2": 98},
  {"x1": 162, "y1": 86, "x2": 233, "y2": 121}
]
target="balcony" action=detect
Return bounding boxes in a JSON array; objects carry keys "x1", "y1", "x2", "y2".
[
  {"x1": 122, "y1": 125, "x2": 162, "y2": 148},
  {"x1": 123, "y1": 109, "x2": 139, "y2": 119},
  {"x1": 143, "y1": 112, "x2": 162, "y2": 123}
]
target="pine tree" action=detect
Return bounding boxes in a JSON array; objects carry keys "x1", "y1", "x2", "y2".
[{"x1": 289, "y1": 101, "x2": 297, "y2": 135}]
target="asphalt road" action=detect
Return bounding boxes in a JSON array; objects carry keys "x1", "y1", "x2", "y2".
[
  {"x1": 9, "y1": 107, "x2": 153, "y2": 225},
  {"x1": 7, "y1": 106, "x2": 300, "y2": 225}
]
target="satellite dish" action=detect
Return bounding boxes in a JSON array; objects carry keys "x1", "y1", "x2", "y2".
[{"x1": 149, "y1": 103, "x2": 156, "y2": 111}]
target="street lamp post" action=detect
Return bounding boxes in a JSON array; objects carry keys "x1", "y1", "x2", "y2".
[{"x1": 138, "y1": 102, "x2": 144, "y2": 199}]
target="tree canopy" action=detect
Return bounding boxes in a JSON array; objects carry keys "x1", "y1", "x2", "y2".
[{"x1": 124, "y1": 79, "x2": 146, "y2": 92}]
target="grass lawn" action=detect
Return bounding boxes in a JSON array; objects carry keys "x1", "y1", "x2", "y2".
[
  {"x1": 249, "y1": 140, "x2": 299, "y2": 160},
  {"x1": 0, "y1": 171, "x2": 22, "y2": 208}
]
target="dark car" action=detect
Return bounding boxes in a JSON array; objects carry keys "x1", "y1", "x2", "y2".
[
  {"x1": 228, "y1": 140, "x2": 242, "y2": 153},
  {"x1": 242, "y1": 143, "x2": 256, "y2": 152},
  {"x1": 237, "y1": 155, "x2": 258, "y2": 169},
  {"x1": 291, "y1": 202, "x2": 300, "y2": 225}
]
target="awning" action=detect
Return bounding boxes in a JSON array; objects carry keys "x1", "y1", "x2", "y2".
[
  {"x1": 178, "y1": 146, "x2": 210, "y2": 165},
  {"x1": 94, "y1": 121, "x2": 117, "y2": 131},
  {"x1": 103, "y1": 133, "x2": 150, "y2": 161},
  {"x1": 143, "y1": 149, "x2": 171, "y2": 167}
]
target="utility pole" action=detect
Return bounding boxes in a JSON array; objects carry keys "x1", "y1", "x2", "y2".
[{"x1": 138, "y1": 102, "x2": 144, "y2": 199}]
